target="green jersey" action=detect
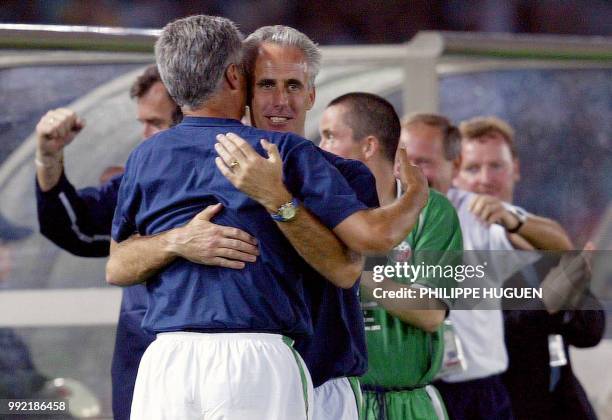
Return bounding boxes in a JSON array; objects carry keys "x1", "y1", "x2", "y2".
[{"x1": 361, "y1": 188, "x2": 463, "y2": 388}]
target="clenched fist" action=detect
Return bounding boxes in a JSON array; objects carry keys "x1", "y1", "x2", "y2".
[{"x1": 36, "y1": 108, "x2": 84, "y2": 158}]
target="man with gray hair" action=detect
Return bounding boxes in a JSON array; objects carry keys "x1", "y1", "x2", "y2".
[
  {"x1": 241, "y1": 25, "x2": 320, "y2": 136},
  {"x1": 238, "y1": 25, "x2": 371, "y2": 420},
  {"x1": 107, "y1": 16, "x2": 428, "y2": 420},
  {"x1": 222, "y1": 25, "x2": 437, "y2": 420}
]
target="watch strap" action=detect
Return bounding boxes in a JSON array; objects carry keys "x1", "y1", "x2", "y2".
[{"x1": 270, "y1": 197, "x2": 299, "y2": 222}]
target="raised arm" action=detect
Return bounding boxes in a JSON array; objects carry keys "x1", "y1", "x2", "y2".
[
  {"x1": 216, "y1": 133, "x2": 427, "y2": 257},
  {"x1": 333, "y1": 148, "x2": 428, "y2": 254},
  {"x1": 35, "y1": 108, "x2": 84, "y2": 192},
  {"x1": 35, "y1": 108, "x2": 117, "y2": 256}
]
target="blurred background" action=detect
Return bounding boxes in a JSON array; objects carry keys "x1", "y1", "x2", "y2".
[
  {"x1": 0, "y1": 1, "x2": 610, "y2": 418},
  {"x1": 1, "y1": 0, "x2": 611, "y2": 43}
]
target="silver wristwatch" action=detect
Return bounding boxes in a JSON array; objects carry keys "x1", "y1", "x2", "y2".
[{"x1": 271, "y1": 198, "x2": 299, "y2": 222}]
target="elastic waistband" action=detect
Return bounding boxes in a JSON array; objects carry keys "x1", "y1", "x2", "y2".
[{"x1": 156, "y1": 332, "x2": 287, "y2": 344}]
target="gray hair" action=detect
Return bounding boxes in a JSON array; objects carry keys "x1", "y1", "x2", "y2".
[
  {"x1": 155, "y1": 15, "x2": 243, "y2": 110},
  {"x1": 243, "y1": 25, "x2": 321, "y2": 87}
]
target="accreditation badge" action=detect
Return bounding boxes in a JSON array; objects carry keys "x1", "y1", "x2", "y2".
[
  {"x1": 435, "y1": 319, "x2": 467, "y2": 379},
  {"x1": 548, "y1": 334, "x2": 568, "y2": 367}
]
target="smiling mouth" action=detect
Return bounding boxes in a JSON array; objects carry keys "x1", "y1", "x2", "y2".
[{"x1": 267, "y1": 116, "x2": 292, "y2": 124}]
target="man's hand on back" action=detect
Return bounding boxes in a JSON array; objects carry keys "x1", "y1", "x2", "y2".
[
  {"x1": 107, "y1": 204, "x2": 260, "y2": 286},
  {"x1": 167, "y1": 204, "x2": 259, "y2": 269},
  {"x1": 215, "y1": 133, "x2": 292, "y2": 213}
]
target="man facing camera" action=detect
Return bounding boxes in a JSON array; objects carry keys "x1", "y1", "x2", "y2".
[
  {"x1": 107, "y1": 16, "x2": 429, "y2": 420},
  {"x1": 319, "y1": 94, "x2": 462, "y2": 420}
]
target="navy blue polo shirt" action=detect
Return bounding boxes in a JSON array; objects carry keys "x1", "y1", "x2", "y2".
[
  {"x1": 111, "y1": 117, "x2": 367, "y2": 338},
  {"x1": 295, "y1": 149, "x2": 380, "y2": 387}
]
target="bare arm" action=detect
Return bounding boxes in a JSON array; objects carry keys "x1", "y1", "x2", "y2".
[
  {"x1": 507, "y1": 214, "x2": 573, "y2": 251},
  {"x1": 361, "y1": 271, "x2": 445, "y2": 333},
  {"x1": 333, "y1": 148, "x2": 428, "y2": 255},
  {"x1": 468, "y1": 194, "x2": 573, "y2": 251},
  {"x1": 215, "y1": 135, "x2": 363, "y2": 288},
  {"x1": 216, "y1": 133, "x2": 427, "y2": 261},
  {"x1": 35, "y1": 108, "x2": 84, "y2": 191},
  {"x1": 106, "y1": 204, "x2": 259, "y2": 286}
]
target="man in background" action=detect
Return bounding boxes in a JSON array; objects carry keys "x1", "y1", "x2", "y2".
[
  {"x1": 319, "y1": 93, "x2": 462, "y2": 419},
  {"x1": 456, "y1": 116, "x2": 602, "y2": 420},
  {"x1": 400, "y1": 113, "x2": 572, "y2": 419},
  {"x1": 34, "y1": 65, "x2": 259, "y2": 420}
]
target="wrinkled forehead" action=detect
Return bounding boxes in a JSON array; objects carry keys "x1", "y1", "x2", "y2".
[{"x1": 253, "y1": 44, "x2": 310, "y2": 82}]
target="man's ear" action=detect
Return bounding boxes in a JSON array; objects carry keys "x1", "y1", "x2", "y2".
[
  {"x1": 363, "y1": 136, "x2": 379, "y2": 160},
  {"x1": 306, "y1": 86, "x2": 316, "y2": 110},
  {"x1": 225, "y1": 63, "x2": 242, "y2": 91}
]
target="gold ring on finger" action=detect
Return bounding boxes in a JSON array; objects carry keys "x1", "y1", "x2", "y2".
[{"x1": 230, "y1": 160, "x2": 239, "y2": 169}]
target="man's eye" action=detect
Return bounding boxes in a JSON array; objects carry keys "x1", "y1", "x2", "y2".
[
  {"x1": 465, "y1": 165, "x2": 479, "y2": 173},
  {"x1": 288, "y1": 84, "x2": 300, "y2": 92}
]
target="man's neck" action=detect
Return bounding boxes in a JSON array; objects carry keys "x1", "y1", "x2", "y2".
[{"x1": 184, "y1": 94, "x2": 243, "y2": 121}]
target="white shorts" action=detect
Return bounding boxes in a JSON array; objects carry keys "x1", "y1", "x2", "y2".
[
  {"x1": 130, "y1": 332, "x2": 313, "y2": 420},
  {"x1": 313, "y1": 377, "x2": 361, "y2": 420}
]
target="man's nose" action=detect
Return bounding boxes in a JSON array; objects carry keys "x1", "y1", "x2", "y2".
[
  {"x1": 272, "y1": 88, "x2": 289, "y2": 106},
  {"x1": 142, "y1": 124, "x2": 155, "y2": 139},
  {"x1": 477, "y1": 166, "x2": 494, "y2": 184}
]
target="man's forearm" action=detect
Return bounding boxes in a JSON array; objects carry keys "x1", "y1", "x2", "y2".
[
  {"x1": 35, "y1": 151, "x2": 64, "y2": 192},
  {"x1": 106, "y1": 234, "x2": 177, "y2": 287},
  {"x1": 276, "y1": 208, "x2": 364, "y2": 289},
  {"x1": 334, "y1": 185, "x2": 428, "y2": 255},
  {"x1": 361, "y1": 272, "x2": 445, "y2": 333},
  {"x1": 260, "y1": 188, "x2": 363, "y2": 289},
  {"x1": 510, "y1": 214, "x2": 573, "y2": 251}
]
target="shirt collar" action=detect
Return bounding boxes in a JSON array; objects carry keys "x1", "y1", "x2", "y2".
[{"x1": 180, "y1": 116, "x2": 244, "y2": 127}]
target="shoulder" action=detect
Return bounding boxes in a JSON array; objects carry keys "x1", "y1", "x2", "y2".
[
  {"x1": 242, "y1": 126, "x2": 311, "y2": 157},
  {"x1": 422, "y1": 189, "x2": 460, "y2": 227},
  {"x1": 428, "y1": 189, "x2": 458, "y2": 214},
  {"x1": 124, "y1": 130, "x2": 169, "y2": 163},
  {"x1": 445, "y1": 187, "x2": 472, "y2": 210},
  {"x1": 317, "y1": 149, "x2": 372, "y2": 178}
]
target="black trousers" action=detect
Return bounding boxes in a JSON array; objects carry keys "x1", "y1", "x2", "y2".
[{"x1": 434, "y1": 374, "x2": 514, "y2": 420}]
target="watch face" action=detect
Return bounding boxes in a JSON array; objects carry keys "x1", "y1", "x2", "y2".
[{"x1": 280, "y1": 206, "x2": 296, "y2": 220}]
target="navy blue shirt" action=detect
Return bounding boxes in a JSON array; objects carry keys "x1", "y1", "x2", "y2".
[
  {"x1": 36, "y1": 172, "x2": 152, "y2": 420},
  {"x1": 295, "y1": 149, "x2": 380, "y2": 387},
  {"x1": 112, "y1": 117, "x2": 367, "y2": 337}
]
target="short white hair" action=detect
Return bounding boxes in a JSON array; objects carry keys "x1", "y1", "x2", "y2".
[{"x1": 243, "y1": 25, "x2": 321, "y2": 87}]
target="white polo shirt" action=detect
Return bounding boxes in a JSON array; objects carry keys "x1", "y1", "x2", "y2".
[{"x1": 444, "y1": 188, "x2": 513, "y2": 382}]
